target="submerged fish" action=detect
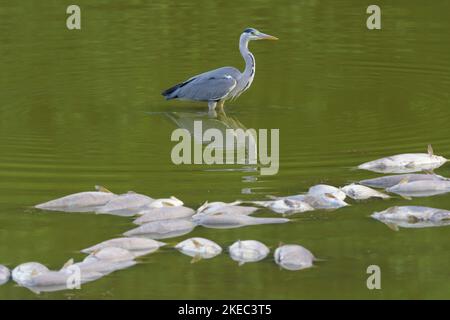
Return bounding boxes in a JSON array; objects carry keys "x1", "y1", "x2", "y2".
[
  {"x1": 372, "y1": 206, "x2": 450, "y2": 226},
  {"x1": 134, "y1": 206, "x2": 195, "y2": 224},
  {"x1": 251, "y1": 199, "x2": 314, "y2": 214},
  {"x1": 124, "y1": 219, "x2": 196, "y2": 239},
  {"x1": 358, "y1": 145, "x2": 448, "y2": 174},
  {"x1": 96, "y1": 192, "x2": 154, "y2": 216},
  {"x1": 386, "y1": 180, "x2": 450, "y2": 198},
  {"x1": 34, "y1": 186, "x2": 117, "y2": 213},
  {"x1": 274, "y1": 244, "x2": 315, "y2": 271},
  {"x1": 194, "y1": 213, "x2": 289, "y2": 229},
  {"x1": 147, "y1": 196, "x2": 184, "y2": 208},
  {"x1": 175, "y1": 237, "x2": 222, "y2": 262},
  {"x1": 74, "y1": 247, "x2": 137, "y2": 276},
  {"x1": 228, "y1": 240, "x2": 270, "y2": 265},
  {"x1": 81, "y1": 237, "x2": 166, "y2": 257},
  {"x1": 360, "y1": 173, "x2": 449, "y2": 189},
  {"x1": 307, "y1": 184, "x2": 346, "y2": 201},
  {"x1": 0, "y1": 265, "x2": 10, "y2": 285},
  {"x1": 341, "y1": 183, "x2": 390, "y2": 200}
]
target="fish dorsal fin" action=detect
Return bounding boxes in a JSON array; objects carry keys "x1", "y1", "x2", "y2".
[
  {"x1": 190, "y1": 255, "x2": 202, "y2": 264},
  {"x1": 238, "y1": 261, "x2": 245, "y2": 267},
  {"x1": 385, "y1": 222, "x2": 399, "y2": 231},
  {"x1": 61, "y1": 258, "x2": 74, "y2": 270},
  {"x1": 428, "y1": 144, "x2": 434, "y2": 156},
  {"x1": 192, "y1": 239, "x2": 202, "y2": 248},
  {"x1": 399, "y1": 177, "x2": 409, "y2": 185},
  {"x1": 423, "y1": 169, "x2": 435, "y2": 175},
  {"x1": 278, "y1": 241, "x2": 284, "y2": 248},
  {"x1": 324, "y1": 193, "x2": 337, "y2": 199},
  {"x1": 95, "y1": 185, "x2": 112, "y2": 193},
  {"x1": 127, "y1": 191, "x2": 136, "y2": 194},
  {"x1": 31, "y1": 270, "x2": 39, "y2": 277},
  {"x1": 197, "y1": 201, "x2": 208, "y2": 212},
  {"x1": 385, "y1": 206, "x2": 398, "y2": 213}
]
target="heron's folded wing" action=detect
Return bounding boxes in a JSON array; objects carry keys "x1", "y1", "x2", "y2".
[{"x1": 177, "y1": 75, "x2": 237, "y2": 101}]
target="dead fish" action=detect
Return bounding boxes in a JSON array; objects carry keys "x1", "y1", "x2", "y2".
[
  {"x1": 196, "y1": 201, "x2": 242, "y2": 215},
  {"x1": 386, "y1": 179, "x2": 450, "y2": 198},
  {"x1": 73, "y1": 259, "x2": 136, "y2": 276},
  {"x1": 96, "y1": 191, "x2": 154, "y2": 216},
  {"x1": 134, "y1": 206, "x2": 195, "y2": 224},
  {"x1": 228, "y1": 240, "x2": 270, "y2": 265},
  {"x1": 250, "y1": 199, "x2": 314, "y2": 214},
  {"x1": 371, "y1": 206, "x2": 450, "y2": 228},
  {"x1": 193, "y1": 205, "x2": 259, "y2": 219},
  {"x1": 360, "y1": 173, "x2": 449, "y2": 189},
  {"x1": 0, "y1": 265, "x2": 10, "y2": 285},
  {"x1": 175, "y1": 237, "x2": 222, "y2": 262},
  {"x1": 12, "y1": 262, "x2": 49, "y2": 286},
  {"x1": 307, "y1": 184, "x2": 346, "y2": 201},
  {"x1": 303, "y1": 193, "x2": 349, "y2": 210},
  {"x1": 341, "y1": 183, "x2": 390, "y2": 200},
  {"x1": 83, "y1": 247, "x2": 136, "y2": 263},
  {"x1": 358, "y1": 144, "x2": 448, "y2": 174},
  {"x1": 124, "y1": 219, "x2": 196, "y2": 239},
  {"x1": 274, "y1": 244, "x2": 315, "y2": 271},
  {"x1": 147, "y1": 196, "x2": 184, "y2": 208},
  {"x1": 81, "y1": 237, "x2": 166, "y2": 257},
  {"x1": 194, "y1": 213, "x2": 289, "y2": 229},
  {"x1": 34, "y1": 185, "x2": 117, "y2": 213}
]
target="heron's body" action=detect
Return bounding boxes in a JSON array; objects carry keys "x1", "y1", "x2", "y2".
[{"x1": 162, "y1": 28, "x2": 277, "y2": 111}]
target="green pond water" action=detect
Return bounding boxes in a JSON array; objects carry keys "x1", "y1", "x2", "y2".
[{"x1": 1, "y1": 0, "x2": 450, "y2": 299}]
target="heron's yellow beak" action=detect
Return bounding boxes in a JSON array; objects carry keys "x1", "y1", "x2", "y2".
[{"x1": 259, "y1": 33, "x2": 278, "y2": 40}]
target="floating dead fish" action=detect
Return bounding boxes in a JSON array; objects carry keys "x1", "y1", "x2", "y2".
[
  {"x1": 124, "y1": 219, "x2": 196, "y2": 239},
  {"x1": 371, "y1": 206, "x2": 450, "y2": 231},
  {"x1": 175, "y1": 237, "x2": 222, "y2": 262},
  {"x1": 360, "y1": 173, "x2": 449, "y2": 189},
  {"x1": 341, "y1": 183, "x2": 390, "y2": 200},
  {"x1": 83, "y1": 247, "x2": 136, "y2": 263},
  {"x1": 303, "y1": 193, "x2": 349, "y2": 210},
  {"x1": 358, "y1": 145, "x2": 448, "y2": 174},
  {"x1": 228, "y1": 240, "x2": 270, "y2": 265},
  {"x1": 0, "y1": 265, "x2": 10, "y2": 285},
  {"x1": 12, "y1": 262, "x2": 49, "y2": 286},
  {"x1": 34, "y1": 186, "x2": 117, "y2": 213},
  {"x1": 81, "y1": 237, "x2": 166, "y2": 257},
  {"x1": 196, "y1": 201, "x2": 242, "y2": 215},
  {"x1": 147, "y1": 196, "x2": 184, "y2": 208},
  {"x1": 193, "y1": 205, "x2": 259, "y2": 219},
  {"x1": 194, "y1": 213, "x2": 289, "y2": 229},
  {"x1": 134, "y1": 206, "x2": 195, "y2": 224},
  {"x1": 274, "y1": 244, "x2": 315, "y2": 271},
  {"x1": 251, "y1": 199, "x2": 314, "y2": 214},
  {"x1": 96, "y1": 192, "x2": 154, "y2": 216},
  {"x1": 307, "y1": 184, "x2": 346, "y2": 201},
  {"x1": 386, "y1": 179, "x2": 450, "y2": 198},
  {"x1": 73, "y1": 259, "x2": 136, "y2": 276}
]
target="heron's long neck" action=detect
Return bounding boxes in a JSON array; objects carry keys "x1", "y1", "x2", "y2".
[{"x1": 239, "y1": 37, "x2": 255, "y2": 77}]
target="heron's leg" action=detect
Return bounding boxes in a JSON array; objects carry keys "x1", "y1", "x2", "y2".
[
  {"x1": 217, "y1": 100, "x2": 225, "y2": 110},
  {"x1": 208, "y1": 101, "x2": 217, "y2": 111}
]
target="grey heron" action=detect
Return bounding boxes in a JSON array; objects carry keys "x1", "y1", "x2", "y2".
[{"x1": 162, "y1": 28, "x2": 278, "y2": 111}]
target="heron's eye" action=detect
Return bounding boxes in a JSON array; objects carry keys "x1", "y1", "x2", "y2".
[{"x1": 251, "y1": 31, "x2": 256, "y2": 35}]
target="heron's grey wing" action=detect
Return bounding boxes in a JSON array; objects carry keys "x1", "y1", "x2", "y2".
[{"x1": 176, "y1": 73, "x2": 237, "y2": 101}]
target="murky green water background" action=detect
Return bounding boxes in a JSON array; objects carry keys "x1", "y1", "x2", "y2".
[{"x1": 1, "y1": 0, "x2": 450, "y2": 299}]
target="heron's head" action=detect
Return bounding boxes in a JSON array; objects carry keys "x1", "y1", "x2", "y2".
[{"x1": 242, "y1": 28, "x2": 278, "y2": 41}]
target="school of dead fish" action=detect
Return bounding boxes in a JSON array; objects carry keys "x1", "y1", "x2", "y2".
[{"x1": 1, "y1": 145, "x2": 449, "y2": 293}]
